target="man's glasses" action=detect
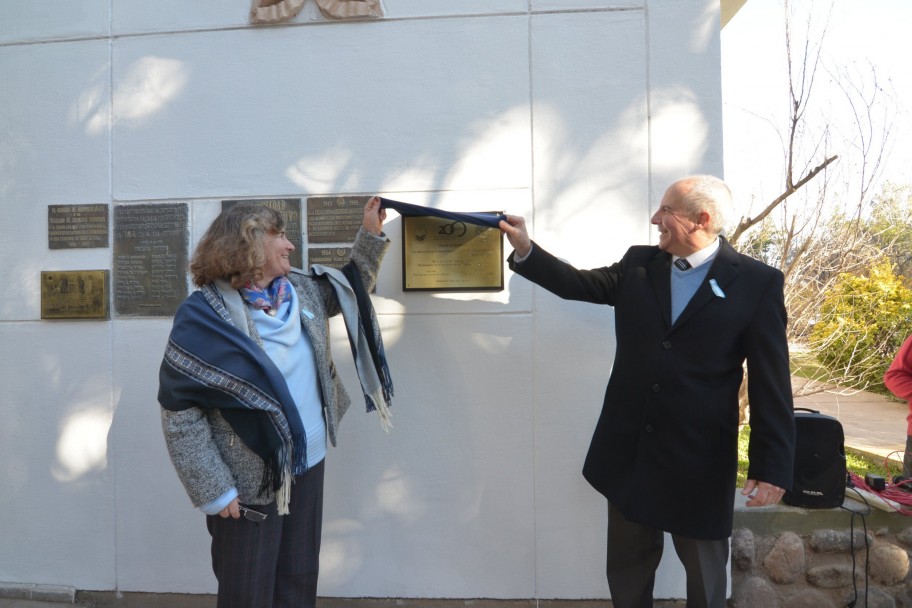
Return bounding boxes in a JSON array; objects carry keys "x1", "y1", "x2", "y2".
[{"x1": 238, "y1": 505, "x2": 267, "y2": 522}]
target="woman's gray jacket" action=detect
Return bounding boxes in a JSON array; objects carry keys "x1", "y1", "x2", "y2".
[{"x1": 161, "y1": 228, "x2": 389, "y2": 508}]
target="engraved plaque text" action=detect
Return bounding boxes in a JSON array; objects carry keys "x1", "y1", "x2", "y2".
[
  {"x1": 308, "y1": 246, "x2": 352, "y2": 270},
  {"x1": 41, "y1": 270, "x2": 110, "y2": 319},
  {"x1": 402, "y1": 215, "x2": 504, "y2": 291},
  {"x1": 48, "y1": 204, "x2": 109, "y2": 249},
  {"x1": 114, "y1": 203, "x2": 188, "y2": 317},
  {"x1": 307, "y1": 196, "x2": 368, "y2": 243}
]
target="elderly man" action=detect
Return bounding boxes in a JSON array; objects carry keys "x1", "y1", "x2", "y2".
[{"x1": 500, "y1": 175, "x2": 795, "y2": 608}]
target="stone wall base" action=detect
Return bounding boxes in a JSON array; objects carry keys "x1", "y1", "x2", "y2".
[{"x1": 730, "y1": 495, "x2": 912, "y2": 608}]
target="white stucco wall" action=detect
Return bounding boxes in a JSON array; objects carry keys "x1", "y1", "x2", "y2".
[{"x1": 0, "y1": 0, "x2": 724, "y2": 600}]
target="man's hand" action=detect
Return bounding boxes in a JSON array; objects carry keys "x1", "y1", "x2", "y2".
[
  {"x1": 499, "y1": 214, "x2": 532, "y2": 259},
  {"x1": 742, "y1": 479, "x2": 785, "y2": 507}
]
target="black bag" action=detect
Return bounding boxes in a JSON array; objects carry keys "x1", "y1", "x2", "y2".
[{"x1": 782, "y1": 407, "x2": 847, "y2": 508}]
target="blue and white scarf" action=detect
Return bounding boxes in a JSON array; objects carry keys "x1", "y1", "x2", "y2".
[
  {"x1": 158, "y1": 285, "x2": 307, "y2": 514},
  {"x1": 239, "y1": 277, "x2": 292, "y2": 315},
  {"x1": 312, "y1": 263, "x2": 394, "y2": 430}
]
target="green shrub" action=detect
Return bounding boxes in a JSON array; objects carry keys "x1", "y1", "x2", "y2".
[{"x1": 808, "y1": 260, "x2": 912, "y2": 389}]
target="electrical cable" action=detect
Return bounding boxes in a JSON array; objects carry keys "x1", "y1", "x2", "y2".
[
  {"x1": 841, "y1": 485, "x2": 872, "y2": 608},
  {"x1": 847, "y1": 461, "x2": 912, "y2": 514},
  {"x1": 839, "y1": 453, "x2": 912, "y2": 606}
]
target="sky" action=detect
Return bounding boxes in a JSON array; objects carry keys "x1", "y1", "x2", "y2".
[{"x1": 721, "y1": 0, "x2": 911, "y2": 216}]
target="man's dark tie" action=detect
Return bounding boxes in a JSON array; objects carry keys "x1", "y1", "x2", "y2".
[{"x1": 674, "y1": 258, "x2": 692, "y2": 271}]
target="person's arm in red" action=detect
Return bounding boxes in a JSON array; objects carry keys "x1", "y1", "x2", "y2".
[{"x1": 884, "y1": 335, "x2": 912, "y2": 401}]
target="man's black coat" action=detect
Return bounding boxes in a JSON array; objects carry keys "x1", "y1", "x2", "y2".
[{"x1": 509, "y1": 238, "x2": 795, "y2": 540}]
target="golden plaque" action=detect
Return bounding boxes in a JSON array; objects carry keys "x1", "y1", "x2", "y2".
[
  {"x1": 41, "y1": 270, "x2": 110, "y2": 319},
  {"x1": 402, "y1": 215, "x2": 503, "y2": 291}
]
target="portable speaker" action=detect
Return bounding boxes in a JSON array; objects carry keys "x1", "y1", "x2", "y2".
[{"x1": 782, "y1": 408, "x2": 847, "y2": 508}]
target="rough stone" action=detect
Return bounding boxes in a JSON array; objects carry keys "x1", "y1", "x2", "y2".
[
  {"x1": 893, "y1": 585, "x2": 912, "y2": 608},
  {"x1": 782, "y1": 588, "x2": 837, "y2": 608},
  {"x1": 869, "y1": 543, "x2": 910, "y2": 585},
  {"x1": 807, "y1": 564, "x2": 856, "y2": 588},
  {"x1": 730, "y1": 499, "x2": 912, "y2": 606},
  {"x1": 763, "y1": 531, "x2": 805, "y2": 584},
  {"x1": 810, "y1": 528, "x2": 872, "y2": 553},
  {"x1": 732, "y1": 528, "x2": 755, "y2": 572},
  {"x1": 843, "y1": 586, "x2": 897, "y2": 608},
  {"x1": 730, "y1": 575, "x2": 780, "y2": 608},
  {"x1": 897, "y1": 527, "x2": 912, "y2": 547}
]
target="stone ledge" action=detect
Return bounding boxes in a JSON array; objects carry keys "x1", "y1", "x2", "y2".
[{"x1": 733, "y1": 490, "x2": 911, "y2": 536}]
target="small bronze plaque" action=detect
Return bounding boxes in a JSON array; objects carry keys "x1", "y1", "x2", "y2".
[
  {"x1": 307, "y1": 246, "x2": 352, "y2": 270},
  {"x1": 307, "y1": 196, "x2": 369, "y2": 243},
  {"x1": 222, "y1": 198, "x2": 303, "y2": 269},
  {"x1": 48, "y1": 204, "x2": 109, "y2": 249},
  {"x1": 113, "y1": 203, "x2": 189, "y2": 317},
  {"x1": 41, "y1": 270, "x2": 110, "y2": 319},
  {"x1": 402, "y1": 215, "x2": 504, "y2": 292}
]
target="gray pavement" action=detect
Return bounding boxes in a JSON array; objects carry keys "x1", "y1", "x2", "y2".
[
  {"x1": 3, "y1": 378, "x2": 907, "y2": 607},
  {"x1": 0, "y1": 597, "x2": 683, "y2": 608},
  {"x1": 791, "y1": 377, "x2": 908, "y2": 467}
]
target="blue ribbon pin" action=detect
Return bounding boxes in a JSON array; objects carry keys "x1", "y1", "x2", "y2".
[{"x1": 709, "y1": 279, "x2": 726, "y2": 298}]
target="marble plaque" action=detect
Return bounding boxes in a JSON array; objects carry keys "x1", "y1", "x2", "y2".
[
  {"x1": 113, "y1": 203, "x2": 189, "y2": 317},
  {"x1": 48, "y1": 204, "x2": 109, "y2": 249},
  {"x1": 222, "y1": 198, "x2": 303, "y2": 269}
]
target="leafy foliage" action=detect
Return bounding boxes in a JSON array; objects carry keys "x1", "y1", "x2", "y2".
[
  {"x1": 809, "y1": 260, "x2": 912, "y2": 389},
  {"x1": 866, "y1": 183, "x2": 912, "y2": 284}
]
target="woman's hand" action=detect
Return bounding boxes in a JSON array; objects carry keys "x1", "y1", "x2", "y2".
[
  {"x1": 219, "y1": 497, "x2": 241, "y2": 519},
  {"x1": 363, "y1": 196, "x2": 386, "y2": 236}
]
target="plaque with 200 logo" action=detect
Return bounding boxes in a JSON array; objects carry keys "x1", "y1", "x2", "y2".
[{"x1": 402, "y1": 215, "x2": 503, "y2": 292}]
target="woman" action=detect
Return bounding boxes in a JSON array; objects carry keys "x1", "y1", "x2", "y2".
[
  {"x1": 159, "y1": 197, "x2": 389, "y2": 608},
  {"x1": 885, "y1": 333, "x2": 912, "y2": 479}
]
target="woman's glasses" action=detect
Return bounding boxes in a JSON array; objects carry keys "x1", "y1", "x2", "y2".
[{"x1": 238, "y1": 505, "x2": 267, "y2": 522}]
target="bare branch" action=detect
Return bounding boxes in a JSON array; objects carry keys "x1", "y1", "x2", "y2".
[
  {"x1": 732, "y1": 1, "x2": 899, "y2": 419},
  {"x1": 729, "y1": 154, "x2": 837, "y2": 244}
]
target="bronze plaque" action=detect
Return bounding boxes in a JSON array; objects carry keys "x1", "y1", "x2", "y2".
[
  {"x1": 222, "y1": 198, "x2": 303, "y2": 269},
  {"x1": 307, "y1": 246, "x2": 352, "y2": 270},
  {"x1": 307, "y1": 196, "x2": 368, "y2": 243},
  {"x1": 113, "y1": 203, "x2": 189, "y2": 317},
  {"x1": 402, "y1": 215, "x2": 504, "y2": 292},
  {"x1": 48, "y1": 204, "x2": 109, "y2": 249},
  {"x1": 41, "y1": 270, "x2": 110, "y2": 319}
]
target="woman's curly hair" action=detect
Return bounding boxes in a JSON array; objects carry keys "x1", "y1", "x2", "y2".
[{"x1": 190, "y1": 203, "x2": 286, "y2": 288}]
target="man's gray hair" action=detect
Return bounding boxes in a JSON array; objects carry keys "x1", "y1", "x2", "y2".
[{"x1": 679, "y1": 174, "x2": 734, "y2": 236}]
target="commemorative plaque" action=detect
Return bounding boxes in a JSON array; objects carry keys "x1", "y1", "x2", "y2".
[
  {"x1": 41, "y1": 270, "x2": 110, "y2": 319},
  {"x1": 402, "y1": 215, "x2": 504, "y2": 292},
  {"x1": 308, "y1": 246, "x2": 352, "y2": 270},
  {"x1": 223, "y1": 198, "x2": 303, "y2": 269},
  {"x1": 48, "y1": 204, "x2": 109, "y2": 249},
  {"x1": 113, "y1": 203, "x2": 188, "y2": 317},
  {"x1": 307, "y1": 196, "x2": 368, "y2": 243}
]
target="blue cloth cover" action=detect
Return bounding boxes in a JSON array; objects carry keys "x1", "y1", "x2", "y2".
[{"x1": 379, "y1": 197, "x2": 506, "y2": 229}]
